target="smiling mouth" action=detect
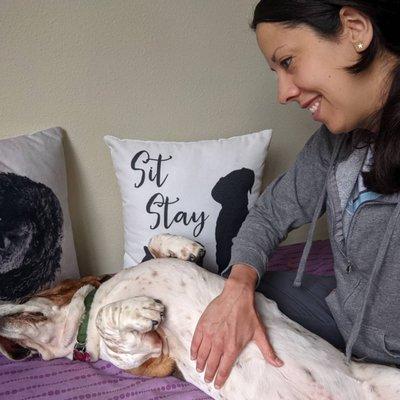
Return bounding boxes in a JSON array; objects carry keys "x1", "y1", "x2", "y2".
[{"x1": 308, "y1": 96, "x2": 322, "y2": 114}]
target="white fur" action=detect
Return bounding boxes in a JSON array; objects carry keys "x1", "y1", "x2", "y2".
[{"x1": 84, "y1": 258, "x2": 400, "y2": 400}]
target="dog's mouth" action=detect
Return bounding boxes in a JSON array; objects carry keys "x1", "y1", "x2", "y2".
[
  {"x1": 11, "y1": 345, "x2": 32, "y2": 360},
  {"x1": 0, "y1": 336, "x2": 34, "y2": 360}
]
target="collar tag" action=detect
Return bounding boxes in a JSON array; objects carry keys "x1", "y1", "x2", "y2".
[{"x1": 73, "y1": 343, "x2": 91, "y2": 362}]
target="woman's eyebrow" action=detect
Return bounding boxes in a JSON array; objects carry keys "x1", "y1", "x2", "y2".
[{"x1": 271, "y1": 45, "x2": 287, "y2": 63}]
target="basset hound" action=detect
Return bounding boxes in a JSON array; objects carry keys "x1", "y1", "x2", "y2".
[{"x1": 0, "y1": 234, "x2": 399, "y2": 400}]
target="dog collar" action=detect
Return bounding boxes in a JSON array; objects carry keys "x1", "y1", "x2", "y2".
[{"x1": 73, "y1": 288, "x2": 97, "y2": 362}]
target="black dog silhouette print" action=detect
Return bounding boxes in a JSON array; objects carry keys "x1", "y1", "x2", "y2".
[{"x1": 211, "y1": 168, "x2": 255, "y2": 274}]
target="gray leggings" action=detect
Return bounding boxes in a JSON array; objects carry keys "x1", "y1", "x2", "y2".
[{"x1": 257, "y1": 271, "x2": 346, "y2": 351}]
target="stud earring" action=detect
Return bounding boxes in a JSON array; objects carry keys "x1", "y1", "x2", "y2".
[{"x1": 355, "y1": 41, "x2": 364, "y2": 51}]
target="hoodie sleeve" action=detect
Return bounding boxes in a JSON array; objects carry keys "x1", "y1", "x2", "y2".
[{"x1": 221, "y1": 125, "x2": 339, "y2": 287}]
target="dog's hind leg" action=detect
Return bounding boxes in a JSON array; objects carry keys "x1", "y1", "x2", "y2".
[{"x1": 148, "y1": 234, "x2": 206, "y2": 263}]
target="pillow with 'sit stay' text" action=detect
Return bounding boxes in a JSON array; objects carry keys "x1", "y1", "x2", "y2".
[{"x1": 104, "y1": 130, "x2": 272, "y2": 274}]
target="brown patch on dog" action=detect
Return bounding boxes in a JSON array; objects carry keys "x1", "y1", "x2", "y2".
[
  {"x1": 152, "y1": 271, "x2": 158, "y2": 277},
  {"x1": 127, "y1": 354, "x2": 176, "y2": 378},
  {"x1": 148, "y1": 246, "x2": 163, "y2": 259},
  {"x1": 33, "y1": 275, "x2": 104, "y2": 307}
]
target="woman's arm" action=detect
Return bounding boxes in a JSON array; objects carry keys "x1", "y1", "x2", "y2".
[
  {"x1": 222, "y1": 125, "x2": 339, "y2": 287},
  {"x1": 190, "y1": 263, "x2": 283, "y2": 390}
]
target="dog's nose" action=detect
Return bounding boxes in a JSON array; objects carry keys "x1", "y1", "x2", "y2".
[{"x1": 154, "y1": 299, "x2": 162, "y2": 303}]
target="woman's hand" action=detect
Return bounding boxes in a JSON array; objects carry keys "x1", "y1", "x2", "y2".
[{"x1": 190, "y1": 264, "x2": 283, "y2": 390}]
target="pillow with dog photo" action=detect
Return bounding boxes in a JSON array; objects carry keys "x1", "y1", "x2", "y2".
[
  {"x1": 0, "y1": 127, "x2": 79, "y2": 301},
  {"x1": 104, "y1": 130, "x2": 272, "y2": 274}
]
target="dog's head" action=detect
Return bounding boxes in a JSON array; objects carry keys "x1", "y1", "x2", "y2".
[
  {"x1": 0, "y1": 276, "x2": 104, "y2": 361},
  {"x1": 0, "y1": 299, "x2": 57, "y2": 360}
]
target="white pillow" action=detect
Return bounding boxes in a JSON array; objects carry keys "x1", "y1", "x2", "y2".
[
  {"x1": 0, "y1": 127, "x2": 79, "y2": 301},
  {"x1": 104, "y1": 130, "x2": 272, "y2": 274}
]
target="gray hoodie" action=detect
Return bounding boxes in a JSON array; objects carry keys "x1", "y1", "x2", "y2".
[{"x1": 222, "y1": 125, "x2": 400, "y2": 365}]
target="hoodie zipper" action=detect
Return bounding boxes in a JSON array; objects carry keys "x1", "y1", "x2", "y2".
[
  {"x1": 328, "y1": 197, "x2": 396, "y2": 274},
  {"x1": 344, "y1": 200, "x2": 398, "y2": 272}
]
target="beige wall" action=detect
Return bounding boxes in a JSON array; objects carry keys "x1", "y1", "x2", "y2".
[{"x1": 0, "y1": 0, "x2": 326, "y2": 276}]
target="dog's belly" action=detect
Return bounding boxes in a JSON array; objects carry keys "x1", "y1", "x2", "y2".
[{"x1": 93, "y1": 259, "x2": 397, "y2": 400}]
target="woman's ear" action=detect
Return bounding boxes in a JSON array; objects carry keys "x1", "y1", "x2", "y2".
[{"x1": 339, "y1": 6, "x2": 373, "y2": 53}]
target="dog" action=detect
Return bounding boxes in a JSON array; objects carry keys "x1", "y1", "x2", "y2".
[{"x1": 0, "y1": 233, "x2": 399, "y2": 400}]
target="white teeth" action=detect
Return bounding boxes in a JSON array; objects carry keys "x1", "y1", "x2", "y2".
[{"x1": 308, "y1": 97, "x2": 321, "y2": 114}]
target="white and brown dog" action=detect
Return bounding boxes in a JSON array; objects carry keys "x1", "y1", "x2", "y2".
[{"x1": 0, "y1": 234, "x2": 399, "y2": 400}]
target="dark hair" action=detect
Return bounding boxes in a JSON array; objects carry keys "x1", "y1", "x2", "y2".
[{"x1": 251, "y1": 0, "x2": 400, "y2": 194}]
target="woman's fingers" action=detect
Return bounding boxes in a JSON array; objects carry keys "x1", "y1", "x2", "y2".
[
  {"x1": 194, "y1": 334, "x2": 212, "y2": 373},
  {"x1": 213, "y1": 348, "x2": 238, "y2": 389},
  {"x1": 253, "y1": 327, "x2": 284, "y2": 367},
  {"x1": 190, "y1": 323, "x2": 203, "y2": 360},
  {"x1": 203, "y1": 344, "x2": 223, "y2": 383}
]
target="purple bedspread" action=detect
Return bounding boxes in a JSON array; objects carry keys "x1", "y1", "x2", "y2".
[
  {"x1": 0, "y1": 356, "x2": 209, "y2": 400},
  {"x1": 0, "y1": 240, "x2": 333, "y2": 400},
  {"x1": 268, "y1": 239, "x2": 334, "y2": 276}
]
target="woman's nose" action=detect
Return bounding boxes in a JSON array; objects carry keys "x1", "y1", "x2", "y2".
[{"x1": 277, "y1": 75, "x2": 300, "y2": 105}]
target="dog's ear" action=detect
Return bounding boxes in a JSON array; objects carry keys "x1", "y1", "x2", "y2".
[{"x1": 0, "y1": 335, "x2": 32, "y2": 360}]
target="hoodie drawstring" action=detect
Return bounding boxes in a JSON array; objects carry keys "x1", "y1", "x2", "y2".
[{"x1": 293, "y1": 136, "x2": 345, "y2": 288}]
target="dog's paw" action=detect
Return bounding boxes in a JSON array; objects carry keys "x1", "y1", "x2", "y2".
[
  {"x1": 148, "y1": 233, "x2": 205, "y2": 262},
  {"x1": 96, "y1": 296, "x2": 165, "y2": 334}
]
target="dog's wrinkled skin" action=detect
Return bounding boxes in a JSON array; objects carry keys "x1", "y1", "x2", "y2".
[{"x1": 0, "y1": 234, "x2": 399, "y2": 400}]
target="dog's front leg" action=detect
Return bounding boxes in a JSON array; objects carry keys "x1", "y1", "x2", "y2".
[{"x1": 95, "y1": 297, "x2": 165, "y2": 369}]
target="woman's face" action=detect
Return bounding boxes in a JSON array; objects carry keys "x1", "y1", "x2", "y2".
[{"x1": 256, "y1": 22, "x2": 388, "y2": 134}]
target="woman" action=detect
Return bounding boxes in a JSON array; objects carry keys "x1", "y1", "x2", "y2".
[{"x1": 191, "y1": 0, "x2": 400, "y2": 391}]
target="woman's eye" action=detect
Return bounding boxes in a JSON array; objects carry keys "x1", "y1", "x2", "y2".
[{"x1": 280, "y1": 57, "x2": 292, "y2": 70}]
